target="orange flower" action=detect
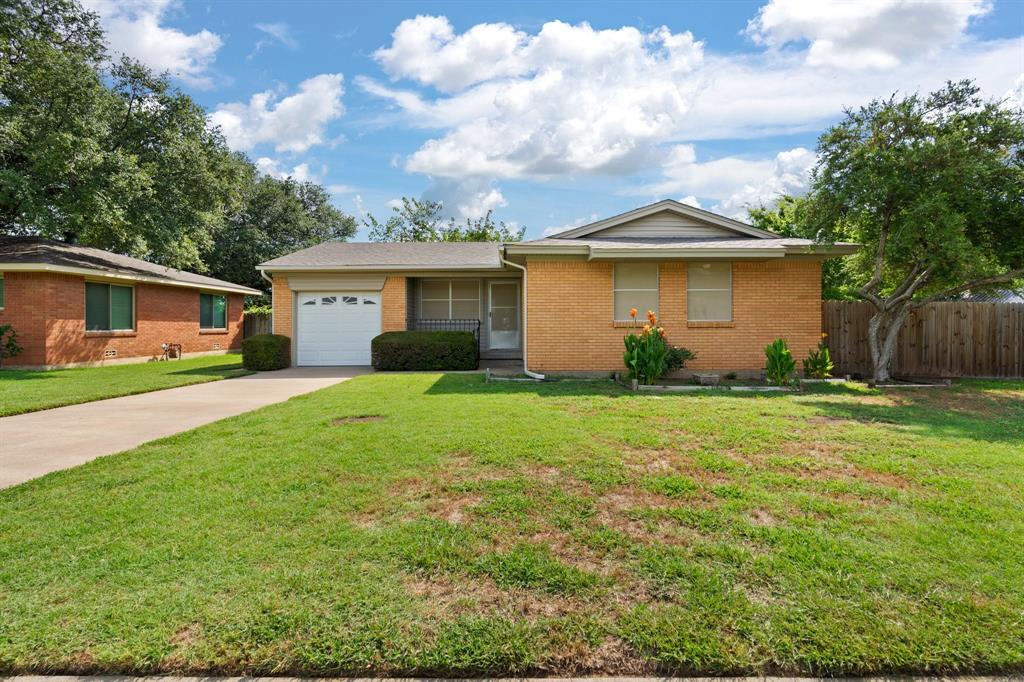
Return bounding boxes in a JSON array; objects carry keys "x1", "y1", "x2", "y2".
[
  {"x1": 647, "y1": 310, "x2": 657, "y2": 324},
  {"x1": 657, "y1": 326, "x2": 665, "y2": 337},
  {"x1": 642, "y1": 324, "x2": 651, "y2": 333},
  {"x1": 821, "y1": 332, "x2": 829, "y2": 338},
  {"x1": 630, "y1": 307, "x2": 638, "y2": 318}
]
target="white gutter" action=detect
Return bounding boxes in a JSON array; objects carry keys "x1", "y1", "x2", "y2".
[
  {"x1": 259, "y1": 268, "x2": 274, "y2": 332},
  {"x1": 498, "y1": 255, "x2": 545, "y2": 381}
]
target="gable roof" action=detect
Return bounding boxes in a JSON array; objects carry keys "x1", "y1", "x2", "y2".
[
  {"x1": 0, "y1": 236, "x2": 262, "y2": 295},
  {"x1": 259, "y1": 241, "x2": 504, "y2": 271},
  {"x1": 551, "y1": 199, "x2": 781, "y2": 240}
]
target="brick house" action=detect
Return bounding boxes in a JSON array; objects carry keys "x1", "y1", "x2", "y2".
[
  {"x1": 0, "y1": 237, "x2": 262, "y2": 368},
  {"x1": 259, "y1": 200, "x2": 858, "y2": 375}
]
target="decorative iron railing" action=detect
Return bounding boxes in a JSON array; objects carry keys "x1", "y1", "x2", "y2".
[{"x1": 412, "y1": 318, "x2": 481, "y2": 360}]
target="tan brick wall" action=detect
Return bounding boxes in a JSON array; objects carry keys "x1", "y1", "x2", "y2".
[
  {"x1": 272, "y1": 275, "x2": 292, "y2": 336},
  {"x1": 381, "y1": 276, "x2": 407, "y2": 332},
  {"x1": 526, "y1": 259, "x2": 822, "y2": 373},
  {"x1": 1, "y1": 272, "x2": 244, "y2": 367}
]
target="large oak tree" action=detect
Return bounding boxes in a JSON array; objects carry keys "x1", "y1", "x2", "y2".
[{"x1": 802, "y1": 81, "x2": 1024, "y2": 383}]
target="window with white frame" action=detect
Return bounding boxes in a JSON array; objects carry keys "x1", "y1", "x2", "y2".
[
  {"x1": 419, "y1": 279, "x2": 481, "y2": 319},
  {"x1": 687, "y1": 262, "x2": 732, "y2": 321},
  {"x1": 613, "y1": 263, "x2": 659, "y2": 321}
]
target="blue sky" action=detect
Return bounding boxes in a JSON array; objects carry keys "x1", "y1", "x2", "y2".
[{"x1": 85, "y1": 0, "x2": 1023, "y2": 239}]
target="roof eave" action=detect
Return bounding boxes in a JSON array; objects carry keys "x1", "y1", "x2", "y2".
[
  {"x1": 257, "y1": 263, "x2": 507, "y2": 272},
  {"x1": 587, "y1": 247, "x2": 786, "y2": 260},
  {"x1": 0, "y1": 262, "x2": 263, "y2": 296},
  {"x1": 782, "y1": 244, "x2": 861, "y2": 257}
]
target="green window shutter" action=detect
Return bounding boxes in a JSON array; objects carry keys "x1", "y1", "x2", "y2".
[
  {"x1": 200, "y1": 293, "x2": 212, "y2": 328},
  {"x1": 213, "y1": 295, "x2": 226, "y2": 328},
  {"x1": 110, "y1": 285, "x2": 133, "y2": 330},
  {"x1": 85, "y1": 283, "x2": 110, "y2": 331}
]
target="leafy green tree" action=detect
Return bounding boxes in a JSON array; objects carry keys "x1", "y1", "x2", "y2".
[
  {"x1": 0, "y1": 0, "x2": 248, "y2": 272},
  {"x1": 365, "y1": 197, "x2": 445, "y2": 242},
  {"x1": 209, "y1": 167, "x2": 357, "y2": 292},
  {"x1": 366, "y1": 197, "x2": 523, "y2": 242},
  {"x1": 443, "y1": 210, "x2": 524, "y2": 242},
  {"x1": 748, "y1": 195, "x2": 856, "y2": 300},
  {"x1": 802, "y1": 81, "x2": 1024, "y2": 383}
]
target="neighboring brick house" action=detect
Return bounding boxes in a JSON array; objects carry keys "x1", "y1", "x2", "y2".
[
  {"x1": 258, "y1": 199, "x2": 858, "y2": 374},
  {"x1": 0, "y1": 237, "x2": 262, "y2": 368}
]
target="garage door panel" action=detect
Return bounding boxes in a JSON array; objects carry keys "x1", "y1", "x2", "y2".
[{"x1": 296, "y1": 291, "x2": 381, "y2": 366}]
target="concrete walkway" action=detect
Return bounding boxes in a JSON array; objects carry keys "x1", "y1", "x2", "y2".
[{"x1": 0, "y1": 366, "x2": 369, "y2": 489}]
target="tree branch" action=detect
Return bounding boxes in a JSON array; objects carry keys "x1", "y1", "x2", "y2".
[{"x1": 914, "y1": 268, "x2": 1024, "y2": 306}]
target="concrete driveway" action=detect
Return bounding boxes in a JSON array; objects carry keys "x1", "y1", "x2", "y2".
[{"x1": 0, "y1": 366, "x2": 370, "y2": 489}]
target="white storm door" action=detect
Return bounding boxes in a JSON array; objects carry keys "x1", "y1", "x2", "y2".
[{"x1": 488, "y1": 281, "x2": 520, "y2": 350}]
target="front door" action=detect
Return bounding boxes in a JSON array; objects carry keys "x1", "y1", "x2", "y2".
[{"x1": 488, "y1": 281, "x2": 520, "y2": 350}]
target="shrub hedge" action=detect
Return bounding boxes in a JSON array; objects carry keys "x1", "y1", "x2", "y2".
[
  {"x1": 371, "y1": 331, "x2": 478, "y2": 371},
  {"x1": 241, "y1": 334, "x2": 290, "y2": 371}
]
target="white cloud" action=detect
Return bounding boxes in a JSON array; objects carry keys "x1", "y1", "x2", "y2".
[
  {"x1": 1006, "y1": 75, "x2": 1024, "y2": 110},
  {"x1": 255, "y1": 157, "x2": 319, "y2": 182},
  {"x1": 82, "y1": 0, "x2": 222, "y2": 88},
  {"x1": 365, "y1": 18, "x2": 704, "y2": 180},
  {"x1": 678, "y1": 195, "x2": 701, "y2": 208},
  {"x1": 254, "y1": 22, "x2": 299, "y2": 50},
  {"x1": 642, "y1": 146, "x2": 816, "y2": 220},
  {"x1": 374, "y1": 16, "x2": 528, "y2": 93},
  {"x1": 353, "y1": 194, "x2": 368, "y2": 217},
  {"x1": 209, "y1": 74, "x2": 345, "y2": 153},
  {"x1": 327, "y1": 184, "x2": 357, "y2": 194},
  {"x1": 422, "y1": 178, "x2": 508, "y2": 219},
  {"x1": 364, "y1": 12, "x2": 1021, "y2": 197},
  {"x1": 746, "y1": 0, "x2": 991, "y2": 70},
  {"x1": 542, "y1": 213, "x2": 599, "y2": 237}
]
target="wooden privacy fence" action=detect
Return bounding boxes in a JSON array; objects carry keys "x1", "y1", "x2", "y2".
[
  {"x1": 823, "y1": 301, "x2": 1024, "y2": 378},
  {"x1": 243, "y1": 312, "x2": 272, "y2": 338}
]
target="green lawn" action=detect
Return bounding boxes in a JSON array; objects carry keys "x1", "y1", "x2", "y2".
[
  {"x1": 1, "y1": 375, "x2": 1022, "y2": 676},
  {"x1": 0, "y1": 354, "x2": 250, "y2": 416}
]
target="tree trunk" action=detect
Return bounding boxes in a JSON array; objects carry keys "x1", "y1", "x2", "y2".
[{"x1": 866, "y1": 304, "x2": 910, "y2": 385}]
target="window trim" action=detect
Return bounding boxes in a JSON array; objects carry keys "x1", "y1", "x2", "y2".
[
  {"x1": 418, "y1": 278, "x2": 482, "y2": 320},
  {"x1": 84, "y1": 280, "x2": 136, "y2": 332},
  {"x1": 686, "y1": 262, "x2": 733, "y2": 322},
  {"x1": 612, "y1": 262, "x2": 660, "y2": 322},
  {"x1": 0, "y1": 274, "x2": 4, "y2": 310},
  {"x1": 199, "y1": 292, "x2": 228, "y2": 330}
]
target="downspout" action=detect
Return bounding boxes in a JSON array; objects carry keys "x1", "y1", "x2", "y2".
[
  {"x1": 499, "y1": 254, "x2": 545, "y2": 380},
  {"x1": 258, "y1": 268, "x2": 274, "y2": 330}
]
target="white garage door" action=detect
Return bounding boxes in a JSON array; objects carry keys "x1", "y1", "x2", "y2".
[{"x1": 296, "y1": 292, "x2": 381, "y2": 366}]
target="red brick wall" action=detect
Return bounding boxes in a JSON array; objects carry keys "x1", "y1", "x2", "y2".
[
  {"x1": 526, "y1": 259, "x2": 822, "y2": 373},
  {"x1": 0, "y1": 272, "x2": 49, "y2": 366},
  {"x1": 1, "y1": 272, "x2": 243, "y2": 367}
]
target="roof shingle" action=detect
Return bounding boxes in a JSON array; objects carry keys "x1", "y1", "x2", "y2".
[{"x1": 0, "y1": 236, "x2": 262, "y2": 295}]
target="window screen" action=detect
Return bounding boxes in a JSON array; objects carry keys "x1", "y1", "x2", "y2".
[
  {"x1": 613, "y1": 263, "x2": 658, "y2": 321},
  {"x1": 85, "y1": 282, "x2": 133, "y2": 331},
  {"x1": 687, "y1": 262, "x2": 732, "y2": 321},
  {"x1": 200, "y1": 293, "x2": 227, "y2": 329},
  {"x1": 419, "y1": 279, "x2": 481, "y2": 320}
]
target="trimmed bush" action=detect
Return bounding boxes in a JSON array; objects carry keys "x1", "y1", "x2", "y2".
[
  {"x1": 371, "y1": 331, "x2": 477, "y2": 371},
  {"x1": 241, "y1": 334, "x2": 290, "y2": 371}
]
